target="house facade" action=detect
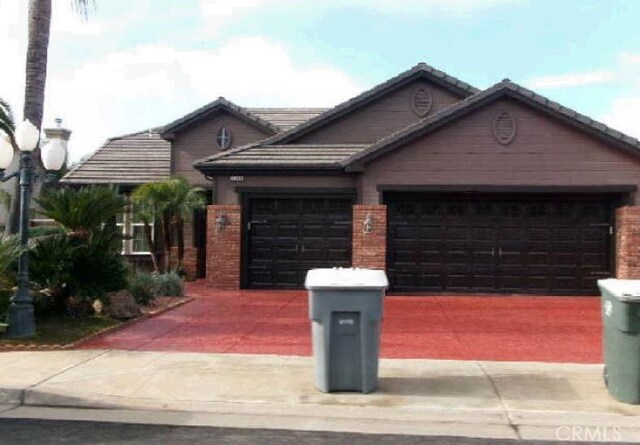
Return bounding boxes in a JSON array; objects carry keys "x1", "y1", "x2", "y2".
[{"x1": 62, "y1": 63, "x2": 640, "y2": 295}]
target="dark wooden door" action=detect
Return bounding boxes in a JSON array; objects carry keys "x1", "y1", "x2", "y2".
[
  {"x1": 244, "y1": 196, "x2": 353, "y2": 289},
  {"x1": 386, "y1": 193, "x2": 615, "y2": 295}
]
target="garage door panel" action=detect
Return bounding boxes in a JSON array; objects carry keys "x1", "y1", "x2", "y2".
[
  {"x1": 246, "y1": 196, "x2": 353, "y2": 289},
  {"x1": 387, "y1": 193, "x2": 614, "y2": 295}
]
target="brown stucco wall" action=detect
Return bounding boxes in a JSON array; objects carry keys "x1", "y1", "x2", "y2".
[
  {"x1": 295, "y1": 79, "x2": 462, "y2": 145},
  {"x1": 171, "y1": 111, "x2": 271, "y2": 186},
  {"x1": 360, "y1": 98, "x2": 640, "y2": 204},
  {"x1": 213, "y1": 174, "x2": 358, "y2": 205}
]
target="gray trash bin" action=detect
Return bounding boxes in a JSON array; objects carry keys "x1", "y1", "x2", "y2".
[
  {"x1": 305, "y1": 267, "x2": 388, "y2": 393},
  {"x1": 598, "y1": 279, "x2": 640, "y2": 404}
]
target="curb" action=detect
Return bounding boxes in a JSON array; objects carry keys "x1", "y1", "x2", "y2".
[{"x1": 0, "y1": 296, "x2": 194, "y2": 352}]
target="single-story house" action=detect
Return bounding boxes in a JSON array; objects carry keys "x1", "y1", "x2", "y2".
[{"x1": 62, "y1": 63, "x2": 640, "y2": 295}]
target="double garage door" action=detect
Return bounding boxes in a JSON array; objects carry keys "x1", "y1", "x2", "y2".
[
  {"x1": 386, "y1": 193, "x2": 616, "y2": 295},
  {"x1": 244, "y1": 196, "x2": 353, "y2": 288},
  {"x1": 243, "y1": 193, "x2": 616, "y2": 294}
]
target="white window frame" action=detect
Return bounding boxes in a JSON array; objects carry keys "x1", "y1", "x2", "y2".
[{"x1": 118, "y1": 201, "x2": 154, "y2": 255}]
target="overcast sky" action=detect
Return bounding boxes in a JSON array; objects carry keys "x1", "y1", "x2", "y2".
[{"x1": 1, "y1": 0, "x2": 638, "y2": 163}]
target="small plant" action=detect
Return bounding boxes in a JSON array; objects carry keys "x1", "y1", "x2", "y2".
[
  {"x1": 155, "y1": 272, "x2": 184, "y2": 297},
  {"x1": 128, "y1": 273, "x2": 156, "y2": 305}
]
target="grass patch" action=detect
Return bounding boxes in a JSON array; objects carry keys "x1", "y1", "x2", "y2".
[{"x1": 0, "y1": 313, "x2": 120, "y2": 346}]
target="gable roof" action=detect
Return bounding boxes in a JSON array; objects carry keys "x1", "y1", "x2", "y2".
[
  {"x1": 256, "y1": 62, "x2": 480, "y2": 146},
  {"x1": 342, "y1": 79, "x2": 640, "y2": 171},
  {"x1": 61, "y1": 128, "x2": 171, "y2": 185},
  {"x1": 160, "y1": 97, "x2": 279, "y2": 138},
  {"x1": 160, "y1": 97, "x2": 329, "y2": 138}
]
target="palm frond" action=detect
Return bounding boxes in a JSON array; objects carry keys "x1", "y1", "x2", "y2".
[
  {"x1": 71, "y1": 0, "x2": 95, "y2": 21},
  {"x1": 35, "y1": 186, "x2": 127, "y2": 237}
]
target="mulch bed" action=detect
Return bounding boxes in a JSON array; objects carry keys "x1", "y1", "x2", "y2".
[{"x1": 0, "y1": 295, "x2": 193, "y2": 352}]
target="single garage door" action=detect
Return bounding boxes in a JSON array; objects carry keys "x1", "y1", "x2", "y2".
[
  {"x1": 244, "y1": 195, "x2": 353, "y2": 289},
  {"x1": 386, "y1": 193, "x2": 617, "y2": 295}
]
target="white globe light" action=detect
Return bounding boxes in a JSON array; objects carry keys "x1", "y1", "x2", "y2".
[
  {"x1": 14, "y1": 120, "x2": 40, "y2": 152},
  {"x1": 0, "y1": 136, "x2": 14, "y2": 170},
  {"x1": 41, "y1": 138, "x2": 66, "y2": 171}
]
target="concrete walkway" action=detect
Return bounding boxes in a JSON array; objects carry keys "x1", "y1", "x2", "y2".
[{"x1": 0, "y1": 350, "x2": 639, "y2": 442}]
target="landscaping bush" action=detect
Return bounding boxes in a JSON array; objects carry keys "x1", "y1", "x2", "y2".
[
  {"x1": 154, "y1": 272, "x2": 184, "y2": 297},
  {"x1": 28, "y1": 186, "x2": 129, "y2": 313},
  {"x1": 128, "y1": 273, "x2": 156, "y2": 305}
]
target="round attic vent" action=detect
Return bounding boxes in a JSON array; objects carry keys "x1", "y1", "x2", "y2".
[
  {"x1": 216, "y1": 126, "x2": 232, "y2": 150},
  {"x1": 492, "y1": 111, "x2": 517, "y2": 145},
  {"x1": 411, "y1": 87, "x2": 433, "y2": 117}
]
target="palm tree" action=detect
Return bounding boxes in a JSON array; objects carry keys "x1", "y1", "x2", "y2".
[
  {"x1": 4, "y1": 0, "x2": 93, "y2": 237},
  {"x1": 132, "y1": 178, "x2": 205, "y2": 273},
  {"x1": 164, "y1": 178, "x2": 206, "y2": 271},
  {"x1": 0, "y1": 98, "x2": 16, "y2": 145}
]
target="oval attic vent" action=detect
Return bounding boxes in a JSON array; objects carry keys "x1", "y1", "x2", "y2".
[
  {"x1": 411, "y1": 87, "x2": 433, "y2": 117},
  {"x1": 492, "y1": 111, "x2": 517, "y2": 145}
]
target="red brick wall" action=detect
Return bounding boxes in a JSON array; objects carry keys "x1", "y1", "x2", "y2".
[
  {"x1": 352, "y1": 205, "x2": 387, "y2": 270},
  {"x1": 616, "y1": 206, "x2": 640, "y2": 279},
  {"x1": 206, "y1": 205, "x2": 241, "y2": 289}
]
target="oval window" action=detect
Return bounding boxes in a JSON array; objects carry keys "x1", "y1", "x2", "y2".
[
  {"x1": 492, "y1": 111, "x2": 517, "y2": 145},
  {"x1": 216, "y1": 126, "x2": 232, "y2": 150},
  {"x1": 411, "y1": 87, "x2": 433, "y2": 117}
]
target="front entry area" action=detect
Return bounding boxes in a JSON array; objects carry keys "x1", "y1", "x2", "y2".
[
  {"x1": 385, "y1": 192, "x2": 618, "y2": 295},
  {"x1": 242, "y1": 194, "x2": 353, "y2": 289}
]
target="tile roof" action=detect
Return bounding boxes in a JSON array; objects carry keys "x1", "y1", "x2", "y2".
[
  {"x1": 194, "y1": 144, "x2": 367, "y2": 171},
  {"x1": 342, "y1": 79, "x2": 640, "y2": 170},
  {"x1": 247, "y1": 108, "x2": 328, "y2": 130},
  {"x1": 61, "y1": 129, "x2": 171, "y2": 185},
  {"x1": 61, "y1": 108, "x2": 326, "y2": 185},
  {"x1": 257, "y1": 62, "x2": 480, "y2": 146}
]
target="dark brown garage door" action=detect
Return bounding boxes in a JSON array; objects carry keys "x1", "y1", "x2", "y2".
[
  {"x1": 386, "y1": 193, "x2": 617, "y2": 295},
  {"x1": 243, "y1": 196, "x2": 353, "y2": 289}
]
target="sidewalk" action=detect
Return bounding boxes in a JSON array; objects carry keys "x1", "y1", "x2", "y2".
[{"x1": 0, "y1": 350, "x2": 639, "y2": 442}]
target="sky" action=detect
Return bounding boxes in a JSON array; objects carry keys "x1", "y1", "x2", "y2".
[{"x1": 1, "y1": 0, "x2": 639, "y2": 163}]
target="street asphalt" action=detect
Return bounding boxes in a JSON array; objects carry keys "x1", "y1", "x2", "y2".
[{"x1": 0, "y1": 419, "x2": 634, "y2": 445}]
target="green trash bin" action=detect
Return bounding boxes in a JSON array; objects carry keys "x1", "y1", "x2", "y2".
[{"x1": 597, "y1": 279, "x2": 640, "y2": 404}]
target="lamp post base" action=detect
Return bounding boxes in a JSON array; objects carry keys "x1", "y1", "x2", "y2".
[{"x1": 5, "y1": 302, "x2": 36, "y2": 339}]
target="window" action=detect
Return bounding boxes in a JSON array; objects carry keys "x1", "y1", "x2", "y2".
[
  {"x1": 117, "y1": 200, "x2": 153, "y2": 255},
  {"x1": 131, "y1": 203, "x2": 152, "y2": 254},
  {"x1": 216, "y1": 126, "x2": 232, "y2": 149}
]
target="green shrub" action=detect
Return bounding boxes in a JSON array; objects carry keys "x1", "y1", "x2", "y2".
[
  {"x1": 155, "y1": 272, "x2": 183, "y2": 297},
  {"x1": 128, "y1": 273, "x2": 156, "y2": 305},
  {"x1": 29, "y1": 186, "x2": 129, "y2": 311},
  {"x1": 0, "y1": 288, "x2": 11, "y2": 320}
]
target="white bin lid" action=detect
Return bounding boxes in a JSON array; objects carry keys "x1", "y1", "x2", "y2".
[
  {"x1": 598, "y1": 279, "x2": 640, "y2": 302},
  {"x1": 305, "y1": 268, "x2": 389, "y2": 290}
]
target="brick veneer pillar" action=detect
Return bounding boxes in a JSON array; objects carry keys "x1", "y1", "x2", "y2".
[
  {"x1": 206, "y1": 205, "x2": 241, "y2": 289},
  {"x1": 616, "y1": 206, "x2": 640, "y2": 279},
  {"x1": 352, "y1": 205, "x2": 387, "y2": 270}
]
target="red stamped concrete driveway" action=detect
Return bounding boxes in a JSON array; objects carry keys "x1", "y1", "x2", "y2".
[{"x1": 79, "y1": 281, "x2": 602, "y2": 363}]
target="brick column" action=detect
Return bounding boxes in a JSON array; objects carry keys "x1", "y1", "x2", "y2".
[
  {"x1": 352, "y1": 205, "x2": 387, "y2": 270},
  {"x1": 207, "y1": 205, "x2": 242, "y2": 289},
  {"x1": 616, "y1": 206, "x2": 640, "y2": 279}
]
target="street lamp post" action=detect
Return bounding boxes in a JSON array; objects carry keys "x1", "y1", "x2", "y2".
[{"x1": 0, "y1": 119, "x2": 67, "y2": 338}]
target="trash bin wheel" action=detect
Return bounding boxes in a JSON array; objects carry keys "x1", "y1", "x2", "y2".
[{"x1": 603, "y1": 366, "x2": 609, "y2": 389}]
